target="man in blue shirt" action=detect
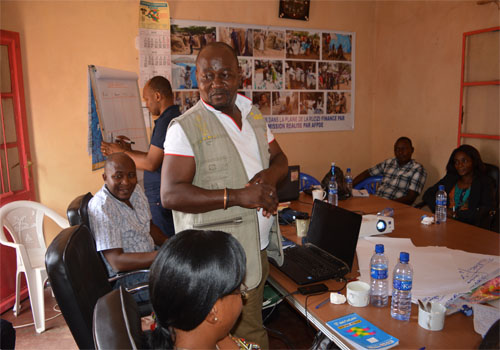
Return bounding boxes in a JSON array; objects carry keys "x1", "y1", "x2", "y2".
[{"x1": 101, "y1": 76, "x2": 180, "y2": 237}]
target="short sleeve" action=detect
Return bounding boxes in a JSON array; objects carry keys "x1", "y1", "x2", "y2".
[
  {"x1": 368, "y1": 160, "x2": 387, "y2": 176},
  {"x1": 407, "y1": 165, "x2": 427, "y2": 194},
  {"x1": 150, "y1": 116, "x2": 170, "y2": 150},
  {"x1": 163, "y1": 121, "x2": 194, "y2": 157},
  {"x1": 88, "y1": 196, "x2": 123, "y2": 252},
  {"x1": 267, "y1": 124, "x2": 275, "y2": 143}
]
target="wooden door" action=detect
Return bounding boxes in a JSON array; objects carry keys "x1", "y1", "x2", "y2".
[{"x1": 0, "y1": 30, "x2": 34, "y2": 312}]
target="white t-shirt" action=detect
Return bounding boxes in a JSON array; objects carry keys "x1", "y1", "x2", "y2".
[{"x1": 164, "y1": 94, "x2": 275, "y2": 249}]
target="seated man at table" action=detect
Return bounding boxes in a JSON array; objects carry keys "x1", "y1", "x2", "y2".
[
  {"x1": 353, "y1": 137, "x2": 427, "y2": 205},
  {"x1": 88, "y1": 153, "x2": 167, "y2": 301}
]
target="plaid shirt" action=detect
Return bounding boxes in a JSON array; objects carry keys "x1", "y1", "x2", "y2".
[{"x1": 369, "y1": 158, "x2": 427, "y2": 200}]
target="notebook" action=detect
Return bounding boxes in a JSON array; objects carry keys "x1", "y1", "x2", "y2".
[
  {"x1": 271, "y1": 200, "x2": 362, "y2": 285},
  {"x1": 276, "y1": 165, "x2": 300, "y2": 202}
]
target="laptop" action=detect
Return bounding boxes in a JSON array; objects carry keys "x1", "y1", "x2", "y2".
[
  {"x1": 271, "y1": 200, "x2": 362, "y2": 285},
  {"x1": 276, "y1": 165, "x2": 300, "y2": 202}
]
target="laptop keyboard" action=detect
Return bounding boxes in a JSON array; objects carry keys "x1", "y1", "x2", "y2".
[{"x1": 284, "y1": 245, "x2": 349, "y2": 279}]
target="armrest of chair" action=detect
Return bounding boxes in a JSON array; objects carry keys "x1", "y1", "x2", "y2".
[
  {"x1": 108, "y1": 269, "x2": 149, "y2": 283},
  {"x1": 108, "y1": 269, "x2": 150, "y2": 294},
  {"x1": 109, "y1": 270, "x2": 152, "y2": 316},
  {"x1": 125, "y1": 283, "x2": 149, "y2": 294},
  {"x1": 0, "y1": 236, "x2": 20, "y2": 250}
]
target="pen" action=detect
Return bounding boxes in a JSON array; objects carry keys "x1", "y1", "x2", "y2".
[
  {"x1": 115, "y1": 138, "x2": 135, "y2": 145},
  {"x1": 315, "y1": 297, "x2": 330, "y2": 309}
]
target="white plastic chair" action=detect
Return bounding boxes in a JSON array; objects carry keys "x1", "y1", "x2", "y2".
[{"x1": 0, "y1": 200, "x2": 69, "y2": 333}]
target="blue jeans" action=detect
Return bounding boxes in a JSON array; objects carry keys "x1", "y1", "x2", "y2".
[{"x1": 113, "y1": 271, "x2": 150, "y2": 303}]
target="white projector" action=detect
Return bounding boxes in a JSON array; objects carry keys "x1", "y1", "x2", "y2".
[{"x1": 359, "y1": 215, "x2": 394, "y2": 237}]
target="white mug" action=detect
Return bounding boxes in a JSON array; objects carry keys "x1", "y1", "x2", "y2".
[
  {"x1": 312, "y1": 189, "x2": 326, "y2": 202},
  {"x1": 418, "y1": 302, "x2": 446, "y2": 331},
  {"x1": 346, "y1": 281, "x2": 370, "y2": 307}
]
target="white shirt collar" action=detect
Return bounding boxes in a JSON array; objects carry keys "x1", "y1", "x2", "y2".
[{"x1": 201, "y1": 93, "x2": 253, "y2": 122}]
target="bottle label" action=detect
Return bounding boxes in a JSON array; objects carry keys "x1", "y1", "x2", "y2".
[
  {"x1": 346, "y1": 178, "x2": 352, "y2": 184},
  {"x1": 393, "y1": 277, "x2": 412, "y2": 291},
  {"x1": 329, "y1": 189, "x2": 338, "y2": 194},
  {"x1": 436, "y1": 199, "x2": 446, "y2": 206},
  {"x1": 371, "y1": 266, "x2": 388, "y2": 279}
]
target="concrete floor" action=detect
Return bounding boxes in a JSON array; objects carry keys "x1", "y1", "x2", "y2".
[{"x1": 1, "y1": 288, "x2": 77, "y2": 350}]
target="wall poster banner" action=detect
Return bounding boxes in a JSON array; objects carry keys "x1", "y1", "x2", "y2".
[{"x1": 170, "y1": 19, "x2": 355, "y2": 133}]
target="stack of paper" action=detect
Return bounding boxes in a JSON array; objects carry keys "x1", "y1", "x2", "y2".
[{"x1": 356, "y1": 237, "x2": 500, "y2": 310}]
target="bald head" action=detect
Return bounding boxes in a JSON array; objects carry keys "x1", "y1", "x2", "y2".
[
  {"x1": 196, "y1": 42, "x2": 239, "y2": 67},
  {"x1": 143, "y1": 76, "x2": 174, "y2": 116},
  {"x1": 147, "y1": 76, "x2": 173, "y2": 100},
  {"x1": 103, "y1": 153, "x2": 137, "y2": 202},
  {"x1": 105, "y1": 153, "x2": 135, "y2": 172},
  {"x1": 195, "y1": 42, "x2": 241, "y2": 113}
]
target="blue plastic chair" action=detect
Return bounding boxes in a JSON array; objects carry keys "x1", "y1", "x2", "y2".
[
  {"x1": 354, "y1": 176, "x2": 382, "y2": 195},
  {"x1": 299, "y1": 172, "x2": 321, "y2": 192}
]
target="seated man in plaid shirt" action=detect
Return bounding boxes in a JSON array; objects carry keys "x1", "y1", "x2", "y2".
[{"x1": 353, "y1": 137, "x2": 427, "y2": 205}]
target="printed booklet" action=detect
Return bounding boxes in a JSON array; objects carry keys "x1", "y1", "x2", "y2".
[{"x1": 326, "y1": 313, "x2": 399, "y2": 350}]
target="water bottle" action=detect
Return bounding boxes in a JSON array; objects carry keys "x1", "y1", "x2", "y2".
[
  {"x1": 391, "y1": 252, "x2": 413, "y2": 321},
  {"x1": 435, "y1": 185, "x2": 447, "y2": 223},
  {"x1": 327, "y1": 162, "x2": 338, "y2": 206},
  {"x1": 345, "y1": 168, "x2": 353, "y2": 197},
  {"x1": 370, "y1": 244, "x2": 389, "y2": 307}
]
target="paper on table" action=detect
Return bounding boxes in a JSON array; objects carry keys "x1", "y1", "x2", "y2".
[
  {"x1": 410, "y1": 251, "x2": 469, "y2": 297},
  {"x1": 419, "y1": 247, "x2": 500, "y2": 309},
  {"x1": 357, "y1": 237, "x2": 476, "y2": 304},
  {"x1": 352, "y1": 189, "x2": 369, "y2": 197}
]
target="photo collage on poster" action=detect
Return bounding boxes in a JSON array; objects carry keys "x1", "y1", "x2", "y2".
[{"x1": 170, "y1": 20, "x2": 355, "y2": 133}]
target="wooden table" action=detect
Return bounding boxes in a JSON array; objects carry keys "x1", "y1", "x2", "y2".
[{"x1": 268, "y1": 193, "x2": 500, "y2": 349}]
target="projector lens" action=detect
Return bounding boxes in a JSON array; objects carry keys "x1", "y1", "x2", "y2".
[{"x1": 376, "y1": 220, "x2": 386, "y2": 232}]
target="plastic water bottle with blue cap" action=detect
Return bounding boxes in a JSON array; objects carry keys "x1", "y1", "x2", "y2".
[
  {"x1": 345, "y1": 168, "x2": 353, "y2": 197},
  {"x1": 327, "y1": 162, "x2": 338, "y2": 206},
  {"x1": 370, "y1": 244, "x2": 389, "y2": 307},
  {"x1": 435, "y1": 185, "x2": 447, "y2": 223},
  {"x1": 391, "y1": 252, "x2": 413, "y2": 321}
]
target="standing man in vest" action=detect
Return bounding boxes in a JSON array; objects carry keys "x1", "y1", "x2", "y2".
[
  {"x1": 161, "y1": 42, "x2": 288, "y2": 349},
  {"x1": 101, "y1": 76, "x2": 180, "y2": 237}
]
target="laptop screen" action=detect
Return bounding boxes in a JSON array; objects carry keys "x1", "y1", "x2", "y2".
[{"x1": 306, "y1": 199, "x2": 362, "y2": 270}]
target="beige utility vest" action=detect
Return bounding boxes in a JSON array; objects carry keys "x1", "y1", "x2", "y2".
[{"x1": 170, "y1": 101, "x2": 284, "y2": 289}]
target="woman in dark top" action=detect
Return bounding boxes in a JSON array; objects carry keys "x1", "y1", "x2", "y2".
[
  {"x1": 147, "y1": 230, "x2": 261, "y2": 350},
  {"x1": 423, "y1": 145, "x2": 494, "y2": 226}
]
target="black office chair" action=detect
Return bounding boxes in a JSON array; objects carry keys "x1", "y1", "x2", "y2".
[
  {"x1": 93, "y1": 286, "x2": 149, "y2": 350},
  {"x1": 484, "y1": 163, "x2": 499, "y2": 207},
  {"x1": 483, "y1": 163, "x2": 499, "y2": 233},
  {"x1": 67, "y1": 192, "x2": 93, "y2": 227},
  {"x1": 66, "y1": 193, "x2": 152, "y2": 285},
  {"x1": 46, "y1": 225, "x2": 112, "y2": 349},
  {"x1": 46, "y1": 225, "x2": 152, "y2": 349}
]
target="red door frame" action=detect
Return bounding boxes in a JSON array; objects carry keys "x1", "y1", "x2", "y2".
[
  {"x1": 457, "y1": 26, "x2": 500, "y2": 146},
  {"x1": 0, "y1": 30, "x2": 34, "y2": 313}
]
